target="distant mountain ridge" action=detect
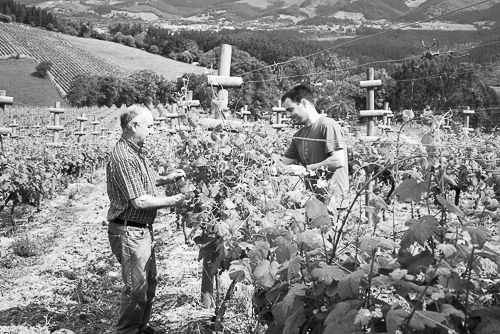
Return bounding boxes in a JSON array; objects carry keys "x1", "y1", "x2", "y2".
[{"x1": 146, "y1": 0, "x2": 500, "y2": 23}]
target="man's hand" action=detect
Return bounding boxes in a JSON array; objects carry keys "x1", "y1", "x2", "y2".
[
  {"x1": 174, "y1": 193, "x2": 188, "y2": 207},
  {"x1": 284, "y1": 165, "x2": 314, "y2": 176},
  {"x1": 168, "y1": 169, "x2": 186, "y2": 182}
]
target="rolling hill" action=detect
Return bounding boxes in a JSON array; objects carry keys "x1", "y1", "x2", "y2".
[
  {"x1": 0, "y1": 57, "x2": 67, "y2": 107},
  {"x1": 0, "y1": 23, "x2": 208, "y2": 99}
]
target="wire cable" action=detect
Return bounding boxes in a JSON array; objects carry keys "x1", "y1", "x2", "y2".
[{"x1": 237, "y1": 0, "x2": 496, "y2": 77}]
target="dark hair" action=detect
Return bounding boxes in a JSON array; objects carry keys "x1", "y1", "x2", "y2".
[{"x1": 281, "y1": 85, "x2": 314, "y2": 105}]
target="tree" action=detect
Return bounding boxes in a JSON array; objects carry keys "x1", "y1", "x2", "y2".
[
  {"x1": 148, "y1": 45, "x2": 159, "y2": 54},
  {"x1": 66, "y1": 75, "x2": 100, "y2": 107},
  {"x1": 35, "y1": 60, "x2": 52, "y2": 78}
]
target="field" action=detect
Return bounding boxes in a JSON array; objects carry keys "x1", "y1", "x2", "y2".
[
  {"x1": 58, "y1": 34, "x2": 209, "y2": 80},
  {"x1": 0, "y1": 23, "x2": 209, "y2": 106},
  {"x1": 0, "y1": 105, "x2": 500, "y2": 334},
  {"x1": 0, "y1": 58, "x2": 67, "y2": 107}
]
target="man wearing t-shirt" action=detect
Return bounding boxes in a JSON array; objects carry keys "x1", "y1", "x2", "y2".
[{"x1": 281, "y1": 85, "x2": 349, "y2": 207}]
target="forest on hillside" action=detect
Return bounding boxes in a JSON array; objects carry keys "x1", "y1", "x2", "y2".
[{"x1": 1, "y1": 0, "x2": 500, "y2": 128}]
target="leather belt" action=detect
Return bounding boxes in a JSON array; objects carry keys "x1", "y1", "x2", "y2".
[{"x1": 112, "y1": 218, "x2": 148, "y2": 228}]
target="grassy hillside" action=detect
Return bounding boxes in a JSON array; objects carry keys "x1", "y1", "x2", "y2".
[
  {"x1": 0, "y1": 58, "x2": 66, "y2": 107},
  {"x1": 58, "y1": 34, "x2": 209, "y2": 80}
]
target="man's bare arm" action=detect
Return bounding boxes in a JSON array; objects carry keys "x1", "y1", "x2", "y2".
[
  {"x1": 131, "y1": 194, "x2": 185, "y2": 210},
  {"x1": 281, "y1": 157, "x2": 298, "y2": 165},
  {"x1": 306, "y1": 149, "x2": 345, "y2": 172}
]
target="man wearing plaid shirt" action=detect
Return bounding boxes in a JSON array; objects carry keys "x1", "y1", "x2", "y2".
[{"x1": 107, "y1": 105, "x2": 186, "y2": 334}]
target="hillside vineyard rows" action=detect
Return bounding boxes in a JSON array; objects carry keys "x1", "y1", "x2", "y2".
[
  {"x1": 0, "y1": 23, "x2": 126, "y2": 94},
  {"x1": 1, "y1": 98, "x2": 500, "y2": 333}
]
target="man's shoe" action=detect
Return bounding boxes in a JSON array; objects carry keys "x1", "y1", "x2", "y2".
[{"x1": 141, "y1": 326, "x2": 155, "y2": 334}]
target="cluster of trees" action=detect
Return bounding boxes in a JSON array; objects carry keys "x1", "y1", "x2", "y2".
[{"x1": 0, "y1": 0, "x2": 57, "y2": 29}]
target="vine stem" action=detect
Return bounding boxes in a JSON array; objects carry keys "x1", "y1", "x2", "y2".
[
  {"x1": 365, "y1": 248, "x2": 377, "y2": 309},
  {"x1": 329, "y1": 154, "x2": 426, "y2": 264},
  {"x1": 402, "y1": 255, "x2": 444, "y2": 334},
  {"x1": 463, "y1": 246, "x2": 475, "y2": 332}
]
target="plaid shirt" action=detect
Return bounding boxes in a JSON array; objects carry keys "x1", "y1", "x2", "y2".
[{"x1": 107, "y1": 137, "x2": 159, "y2": 225}]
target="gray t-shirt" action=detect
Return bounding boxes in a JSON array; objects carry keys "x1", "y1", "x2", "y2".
[{"x1": 284, "y1": 116, "x2": 349, "y2": 196}]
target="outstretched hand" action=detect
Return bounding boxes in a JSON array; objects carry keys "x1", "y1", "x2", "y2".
[{"x1": 169, "y1": 169, "x2": 186, "y2": 182}]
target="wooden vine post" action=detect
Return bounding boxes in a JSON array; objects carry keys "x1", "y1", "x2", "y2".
[
  {"x1": 75, "y1": 113, "x2": 88, "y2": 143},
  {"x1": 463, "y1": 106, "x2": 475, "y2": 132},
  {"x1": 208, "y1": 44, "x2": 243, "y2": 119},
  {"x1": 272, "y1": 99, "x2": 289, "y2": 131},
  {"x1": 165, "y1": 104, "x2": 180, "y2": 134},
  {"x1": 46, "y1": 102, "x2": 65, "y2": 197},
  {"x1": 47, "y1": 102, "x2": 65, "y2": 147},
  {"x1": 379, "y1": 102, "x2": 394, "y2": 132},
  {"x1": 90, "y1": 116, "x2": 100, "y2": 137},
  {"x1": 9, "y1": 117, "x2": 19, "y2": 139},
  {"x1": 240, "y1": 105, "x2": 251, "y2": 122},
  {"x1": 0, "y1": 90, "x2": 13, "y2": 136},
  {"x1": 359, "y1": 68, "x2": 391, "y2": 224}
]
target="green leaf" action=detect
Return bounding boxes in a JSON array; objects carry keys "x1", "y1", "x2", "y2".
[
  {"x1": 305, "y1": 197, "x2": 328, "y2": 219},
  {"x1": 441, "y1": 304, "x2": 465, "y2": 319},
  {"x1": 253, "y1": 259, "x2": 279, "y2": 288},
  {"x1": 338, "y1": 269, "x2": 365, "y2": 299},
  {"x1": 386, "y1": 303, "x2": 407, "y2": 334},
  {"x1": 248, "y1": 241, "x2": 270, "y2": 266},
  {"x1": 394, "y1": 179, "x2": 422, "y2": 202},
  {"x1": 400, "y1": 215, "x2": 440, "y2": 249},
  {"x1": 296, "y1": 230, "x2": 322, "y2": 250},
  {"x1": 310, "y1": 214, "x2": 331, "y2": 228},
  {"x1": 283, "y1": 306, "x2": 306, "y2": 334},
  {"x1": 437, "y1": 244, "x2": 457, "y2": 257},
  {"x1": 275, "y1": 242, "x2": 297, "y2": 264},
  {"x1": 323, "y1": 301, "x2": 360, "y2": 334},
  {"x1": 228, "y1": 259, "x2": 251, "y2": 283},
  {"x1": 436, "y1": 194, "x2": 465, "y2": 219},
  {"x1": 463, "y1": 226, "x2": 491, "y2": 249},
  {"x1": 410, "y1": 311, "x2": 446, "y2": 330},
  {"x1": 359, "y1": 236, "x2": 399, "y2": 252},
  {"x1": 288, "y1": 255, "x2": 302, "y2": 279},
  {"x1": 469, "y1": 307, "x2": 500, "y2": 334},
  {"x1": 311, "y1": 263, "x2": 346, "y2": 285}
]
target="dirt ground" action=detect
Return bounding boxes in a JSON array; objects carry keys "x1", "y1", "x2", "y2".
[{"x1": 0, "y1": 170, "x2": 255, "y2": 334}]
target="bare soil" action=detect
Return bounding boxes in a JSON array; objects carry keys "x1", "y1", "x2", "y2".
[{"x1": 0, "y1": 170, "x2": 254, "y2": 334}]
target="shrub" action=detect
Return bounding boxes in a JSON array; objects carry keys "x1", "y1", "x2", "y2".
[
  {"x1": 35, "y1": 60, "x2": 53, "y2": 78},
  {"x1": 123, "y1": 35, "x2": 135, "y2": 47},
  {"x1": 149, "y1": 45, "x2": 159, "y2": 54},
  {"x1": 11, "y1": 234, "x2": 41, "y2": 257},
  {"x1": 0, "y1": 13, "x2": 12, "y2": 23}
]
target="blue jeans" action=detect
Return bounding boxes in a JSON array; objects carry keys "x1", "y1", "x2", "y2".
[{"x1": 108, "y1": 221, "x2": 157, "y2": 334}]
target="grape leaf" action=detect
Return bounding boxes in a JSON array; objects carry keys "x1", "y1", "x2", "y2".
[
  {"x1": 394, "y1": 179, "x2": 422, "y2": 202},
  {"x1": 469, "y1": 307, "x2": 500, "y2": 334},
  {"x1": 400, "y1": 215, "x2": 439, "y2": 249},
  {"x1": 436, "y1": 195, "x2": 465, "y2": 219},
  {"x1": 297, "y1": 230, "x2": 322, "y2": 250},
  {"x1": 323, "y1": 301, "x2": 360, "y2": 334},
  {"x1": 441, "y1": 304, "x2": 465, "y2": 319},
  {"x1": 463, "y1": 226, "x2": 491, "y2": 249},
  {"x1": 275, "y1": 243, "x2": 297, "y2": 264},
  {"x1": 282, "y1": 306, "x2": 306, "y2": 334},
  {"x1": 288, "y1": 255, "x2": 303, "y2": 278},
  {"x1": 310, "y1": 214, "x2": 331, "y2": 228},
  {"x1": 338, "y1": 269, "x2": 365, "y2": 299},
  {"x1": 270, "y1": 283, "x2": 306, "y2": 325},
  {"x1": 248, "y1": 241, "x2": 270, "y2": 266},
  {"x1": 305, "y1": 197, "x2": 328, "y2": 219},
  {"x1": 228, "y1": 259, "x2": 251, "y2": 283},
  {"x1": 311, "y1": 263, "x2": 346, "y2": 285},
  {"x1": 386, "y1": 303, "x2": 407, "y2": 334},
  {"x1": 410, "y1": 311, "x2": 446, "y2": 330},
  {"x1": 437, "y1": 244, "x2": 457, "y2": 257},
  {"x1": 253, "y1": 259, "x2": 279, "y2": 288}
]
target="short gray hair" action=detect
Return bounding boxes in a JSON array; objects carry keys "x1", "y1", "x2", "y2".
[{"x1": 120, "y1": 105, "x2": 149, "y2": 129}]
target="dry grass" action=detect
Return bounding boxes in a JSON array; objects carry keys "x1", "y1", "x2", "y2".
[{"x1": 59, "y1": 35, "x2": 209, "y2": 81}]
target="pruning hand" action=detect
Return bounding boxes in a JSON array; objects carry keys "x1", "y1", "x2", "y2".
[{"x1": 169, "y1": 169, "x2": 186, "y2": 182}]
